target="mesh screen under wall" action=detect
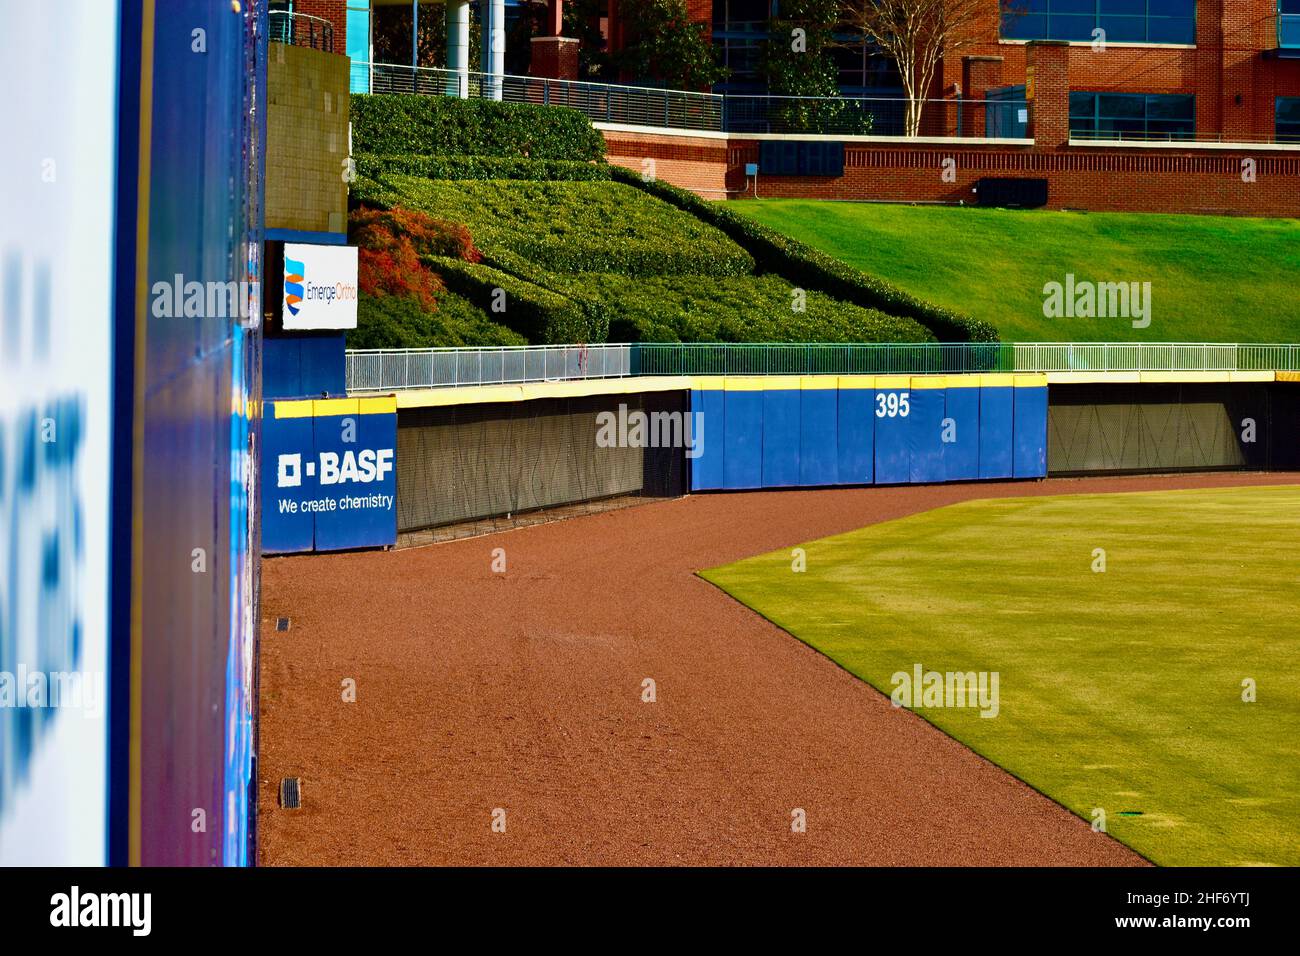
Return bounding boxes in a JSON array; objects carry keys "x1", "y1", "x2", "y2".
[
  {"x1": 1047, "y1": 383, "x2": 1292, "y2": 475},
  {"x1": 396, "y1": 392, "x2": 689, "y2": 540}
]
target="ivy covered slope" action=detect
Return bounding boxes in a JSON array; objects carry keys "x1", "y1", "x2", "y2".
[{"x1": 347, "y1": 94, "x2": 995, "y2": 347}]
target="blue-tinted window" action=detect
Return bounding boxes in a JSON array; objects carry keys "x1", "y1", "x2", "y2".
[
  {"x1": 1283, "y1": 0, "x2": 1300, "y2": 47},
  {"x1": 1001, "y1": 1, "x2": 1195, "y2": 44},
  {"x1": 347, "y1": 1, "x2": 370, "y2": 94},
  {"x1": 1069, "y1": 91, "x2": 1195, "y2": 140},
  {"x1": 1278, "y1": 98, "x2": 1300, "y2": 142}
]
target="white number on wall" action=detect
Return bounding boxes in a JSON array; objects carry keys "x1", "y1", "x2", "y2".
[{"x1": 875, "y1": 391, "x2": 911, "y2": 418}]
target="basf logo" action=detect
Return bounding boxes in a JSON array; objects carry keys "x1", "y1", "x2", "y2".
[
  {"x1": 276, "y1": 448, "x2": 394, "y2": 490},
  {"x1": 281, "y1": 243, "x2": 357, "y2": 330}
]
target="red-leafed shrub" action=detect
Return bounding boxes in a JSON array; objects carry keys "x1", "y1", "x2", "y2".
[
  {"x1": 350, "y1": 205, "x2": 481, "y2": 312},
  {"x1": 356, "y1": 246, "x2": 443, "y2": 312},
  {"x1": 350, "y1": 205, "x2": 480, "y2": 262}
]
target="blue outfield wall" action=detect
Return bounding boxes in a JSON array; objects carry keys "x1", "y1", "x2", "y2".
[
  {"x1": 799, "y1": 380, "x2": 839, "y2": 486},
  {"x1": 978, "y1": 381, "x2": 1015, "y2": 480},
  {"x1": 908, "y1": 379, "x2": 947, "y2": 484},
  {"x1": 943, "y1": 380, "x2": 982, "y2": 481},
  {"x1": 761, "y1": 382, "x2": 801, "y2": 487},
  {"x1": 690, "y1": 387, "x2": 725, "y2": 491},
  {"x1": 689, "y1": 374, "x2": 1048, "y2": 491},
  {"x1": 873, "y1": 377, "x2": 911, "y2": 485},
  {"x1": 263, "y1": 334, "x2": 347, "y2": 399},
  {"x1": 836, "y1": 380, "x2": 875, "y2": 485},
  {"x1": 1013, "y1": 375, "x2": 1050, "y2": 478},
  {"x1": 723, "y1": 384, "x2": 763, "y2": 489}
]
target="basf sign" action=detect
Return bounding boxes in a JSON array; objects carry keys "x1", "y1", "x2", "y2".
[
  {"x1": 282, "y1": 242, "x2": 359, "y2": 330},
  {"x1": 262, "y1": 398, "x2": 397, "y2": 553}
]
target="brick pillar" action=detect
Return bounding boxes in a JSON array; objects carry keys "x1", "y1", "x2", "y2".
[
  {"x1": 963, "y1": 55, "x2": 1004, "y2": 102},
  {"x1": 964, "y1": 55, "x2": 1004, "y2": 140},
  {"x1": 1025, "y1": 40, "x2": 1070, "y2": 148},
  {"x1": 545, "y1": 0, "x2": 564, "y2": 36},
  {"x1": 293, "y1": 0, "x2": 347, "y2": 56},
  {"x1": 530, "y1": 36, "x2": 580, "y2": 80},
  {"x1": 1194, "y1": 0, "x2": 1223, "y2": 138},
  {"x1": 1216, "y1": 0, "x2": 1253, "y2": 142}
]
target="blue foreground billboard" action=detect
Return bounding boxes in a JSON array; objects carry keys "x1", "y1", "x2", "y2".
[{"x1": 263, "y1": 398, "x2": 398, "y2": 553}]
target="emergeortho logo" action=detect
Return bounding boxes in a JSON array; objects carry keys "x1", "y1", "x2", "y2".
[
  {"x1": 50, "y1": 886, "x2": 151, "y2": 936},
  {"x1": 1042, "y1": 273, "x2": 1151, "y2": 329},
  {"x1": 284, "y1": 256, "x2": 304, "y2": 316},
  {"x1": 284, "y1": 255, "x2": 357, "y2": 315},
  {"x1": 277, "y1": 448, "x2": 394, "y2": 488},
  {"x1": 891, "y1": 663, "x2": 1000, "y2": 718},
  {"x1": 595, "y1": 404, "x2": 704, "y2": 459}
]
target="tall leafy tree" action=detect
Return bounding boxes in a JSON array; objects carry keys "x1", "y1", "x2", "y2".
[
  {"x1": 761, "y1": 0, "x2": 871, "y2": 133},
  {"x1": 612, "y1": 0, "x2": 727, "y2": 88},
  {"x1": 840, "y1": 0, "x2": 984, "y2": 135}
]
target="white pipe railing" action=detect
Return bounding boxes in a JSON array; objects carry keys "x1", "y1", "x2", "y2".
[
  {"x1": 346, "y1": 344, "x2": 634, "y2": 391},
  {"x1": 350, "y1": 63, "x2": 1030, "y2": 138}
]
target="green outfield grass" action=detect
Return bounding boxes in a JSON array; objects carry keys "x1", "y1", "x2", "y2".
[
  {"x1": 730, "y1": 201, "x2": 1300, "y2": 343},
  {"x1": 700, "y1": 485, "x2": 1300, "y2": 866}
]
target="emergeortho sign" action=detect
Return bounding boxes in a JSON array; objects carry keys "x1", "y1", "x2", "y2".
[{"x1": 282, "y1": 242, "x2": 358, "y2": 330}]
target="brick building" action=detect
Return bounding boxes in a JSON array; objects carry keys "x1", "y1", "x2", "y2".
[{"x1": 605, "y1": 1, "x2": 1300, "y2": 143}]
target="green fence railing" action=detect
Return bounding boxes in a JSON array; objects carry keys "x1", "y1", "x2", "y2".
[
  {"x1": 347, "y1": 343, "x2": 1300, "y2": 391},
  {"x1": 634, "y1": 343, "x2": 1011, "y2": 376}
]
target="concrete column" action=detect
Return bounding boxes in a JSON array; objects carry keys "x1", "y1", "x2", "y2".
[
  {"x1": 446, "y1": 0, "x2": 470, "y2": 98},
  {"x1": 479, "y1": 0, "x2": 505, "y2": 101}
]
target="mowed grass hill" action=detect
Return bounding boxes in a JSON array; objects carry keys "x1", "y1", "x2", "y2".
[{"x1": 733, "y1": 201, "x2": 1300, "y2": 343}]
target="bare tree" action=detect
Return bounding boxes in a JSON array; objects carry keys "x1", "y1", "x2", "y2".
[{"x1": 840, "y1": 0, "x2": 986, "y2": 136}]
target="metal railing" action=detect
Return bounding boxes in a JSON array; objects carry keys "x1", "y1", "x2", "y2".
[
  {"x1": 346, "y1": 343, "x2": 1300, "y2": 392},
  {"x1": 723, "y1": 95, "x2": 1028, "y2": 137},
  {"x1": 269, "y1": 10, "x2": 334, "y2": 53},
  {"x1": 346, "y1": 344, "x2": 633, "y2": 391},
  {"x1": 635, "y1": 342, "x2": 1006, "y2": 376},
  {"x1": 363, "y1": 63, "x2": 725, "y2": 132},
  {"x1": 1070, "y1": 129, "x2": 1300, "y2": 146},
  {"x1": 1011, "y1": 342, "x2": 1300, "y2": 373},
  {"x1": 355, "y1": 63, "x2": 1026, "y2": 138}
]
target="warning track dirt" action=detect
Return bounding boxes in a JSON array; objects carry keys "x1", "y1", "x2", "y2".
[{"x1": 257, "y1": 472, "x2": 1289, "y2": 866}]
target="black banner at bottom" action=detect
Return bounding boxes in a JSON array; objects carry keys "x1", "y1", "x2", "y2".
[{"x1": 0, "y1": 866, "x2": 1290, "y2": 942}]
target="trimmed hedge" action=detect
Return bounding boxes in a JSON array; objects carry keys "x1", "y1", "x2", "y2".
[
  {"x1": 389, "y1": 177, "x2": 755, "y2": 278},
  {"x1": 607, "y1": 165, "x2": 999, "y2": 343},
  {"x1": 355, "y1": 152, "x2": 611, "y2": 183},
  {"x1": 351, "y1": 95, "x2": 607, "y2": 161},
  {"x1": 477, "y1": 246, "x2": 612, "y2": 337},
  {"x1": 468, "y1": 247, "x2": 920, "y2": 345},
  {"x1": 538, "y1": 272, "x2": 933, "y2": 344},
  {"x1": 427, "y1": 256, "x2": 608, "y2": 344},
  {"x1": 348, "y1": 290, "x2": 526, "y2": 349}
]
